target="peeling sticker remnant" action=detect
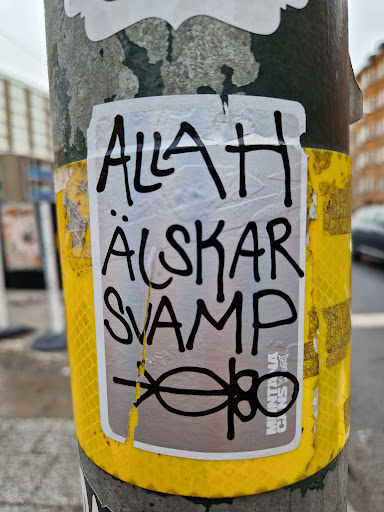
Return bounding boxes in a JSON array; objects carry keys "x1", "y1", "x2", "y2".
[
  {"x1": 64, "y1": 0, "x2": 309, "y2": 41},
  {"x1": 87, "y1": 94, "x2": 307, "y2": 460},
  {"x1": 323, "y1": 185, "x2": 352, "y2": 236},
  {"x1": 60, "y1": 162, "x2": 91, "y2": 257},
  {"x1": 80, "y1": 466, "x2": 112, "y2": 512},
  {"x1": 322, "y1": 299, "x2": 351, "y2": 368}
]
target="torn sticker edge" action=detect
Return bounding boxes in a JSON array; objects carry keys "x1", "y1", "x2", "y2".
[
  {"x1": 79, "y1": 463, "x2": 112, "y2": 512},
  {"x1": 64, "y1": 0, "x2": 309, "y2": 42}
]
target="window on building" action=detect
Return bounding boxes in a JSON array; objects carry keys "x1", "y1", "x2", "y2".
[
  {"x1": 369, "y1": 123, "x2": 376, "y2": 138},
  {"x1": 378, "y1": 63, "x2": 383, "y2": 80},
  {"x1": 361, "y1": 126, "x2": 367, "y2": 143},
  {"x1": 377, "y1": 176, "x2": 384, "y2": 191},
  {"x1": 357, "y1": 152, "x2": 368, "y2": 170},
  {"x1": 368, "y1": 151, "x2": 375, "y2": 165},
  {"x1": 9, "y1": 82, "x2": 30, "y2": 156},
  {"x1": 0, "y1": 80, "x2": 9, "y2": 152},
  {"x1": 363, "y1": 98, "x2": 371, "y2": 114},
  {"x1": 361, "y1": 72, "x2": 367, "y2": 89},
  {"x1": 365, "y1": 177, "x2": 376, "y2": 193},
  {"x1": 30, "y1": 92, "x2": 52, "y2": 161}
]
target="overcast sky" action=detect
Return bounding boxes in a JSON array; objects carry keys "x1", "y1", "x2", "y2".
[{"x1": 0, "y1": 0, "x2": 383, "y2": 92}]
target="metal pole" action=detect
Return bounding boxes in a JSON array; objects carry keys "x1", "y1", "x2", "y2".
[
  {"x1": 32, "y1": 200, "x2": 66, "y2": 350},
  {"x1": 45, "y1": 0, "x2": 361, "y2": 510},
  {"x1": 39, "y1": 200, "x2": 64, "y2": 334},
  {"x1": 0, "y1": 216, "x2": 9, "y2": 329}
]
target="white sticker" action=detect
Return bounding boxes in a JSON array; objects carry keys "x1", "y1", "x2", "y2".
[
  {"x1": 88, "y1": 94, "x2": 307, "y2": 460},
  {"x1": 65, "y1": 0, "x2": 309, "y2": 41}
]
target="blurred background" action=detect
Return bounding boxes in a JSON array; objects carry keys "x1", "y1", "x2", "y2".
[{"x1": 0, "y1": 1, "x2": 382, "y2": 511}]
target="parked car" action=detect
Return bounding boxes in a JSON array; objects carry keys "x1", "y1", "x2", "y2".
[{"x1": 352, "y1": 204, "x2": 384, "y2": 262}]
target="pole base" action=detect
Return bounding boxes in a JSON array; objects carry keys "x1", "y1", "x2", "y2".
[
  {"x1": 32, "y1": 330, "x2": 67, "y2": 351},
  {"x1": 0, "y1": 325, "x2": 33, "y2": 340}
]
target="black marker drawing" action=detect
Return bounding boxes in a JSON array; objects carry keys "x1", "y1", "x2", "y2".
[
  {"x1": 88, "y1": 95, "x2": 306, "y2": 451},
  {"x1": 113, "y1": 357, "x2": 299, "y2": 441}
]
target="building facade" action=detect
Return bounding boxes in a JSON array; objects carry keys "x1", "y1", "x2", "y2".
[
  {"x1": 0, "y1": 73, "x2": 55, "y2": 288},
  {"x1": 351, "y1": 44, "x2": 384, "y2": 210},
  {"x1": 0, "y1": 74, "x2": 54, "y2": 203}
]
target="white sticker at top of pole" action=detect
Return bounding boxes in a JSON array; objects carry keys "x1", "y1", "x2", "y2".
[
  {"x1": 64, "y1": 0, "x2": 309, "y2": 41},
  {"x1": 87, "y1": 95, "x2": 307, "y2": 460}
]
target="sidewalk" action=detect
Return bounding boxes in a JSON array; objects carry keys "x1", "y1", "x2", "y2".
[
  {"x1": 0, "y1": 290, "x2": 359, "y2": 511},
  {"x1": 0, "y1": 418, "x2": 81, "y2": 511},
  {"x1": 0, "y1": 290, "x2": 82, "y2": 511}
]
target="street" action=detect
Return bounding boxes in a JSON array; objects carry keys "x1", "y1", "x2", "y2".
[{"x1": 349, "y1": 259, "x2": 384, "y2": 512}]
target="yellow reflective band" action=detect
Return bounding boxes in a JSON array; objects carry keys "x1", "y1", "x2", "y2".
[{"x1": 55, "y1": 148, "x2": 351, "y2": 497}]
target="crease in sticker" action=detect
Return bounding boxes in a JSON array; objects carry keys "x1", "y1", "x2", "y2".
[
  {"x1": 126, "y1": 282, "x2": 152, "y2": 445},
  {"x1": 88, "y1": 133, "x2": 305, "y2": 164}
]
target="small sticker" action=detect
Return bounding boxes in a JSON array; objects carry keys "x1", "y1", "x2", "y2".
[
  {"x1": 64, "y1": 0, "x2": 309, "y2": 41},
  {"x1": 80, "y1": 466, "x2": 111, "y2": 512},
  {"x1": 87, "y1": 94, "x2": 307, "y2": 460}
]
